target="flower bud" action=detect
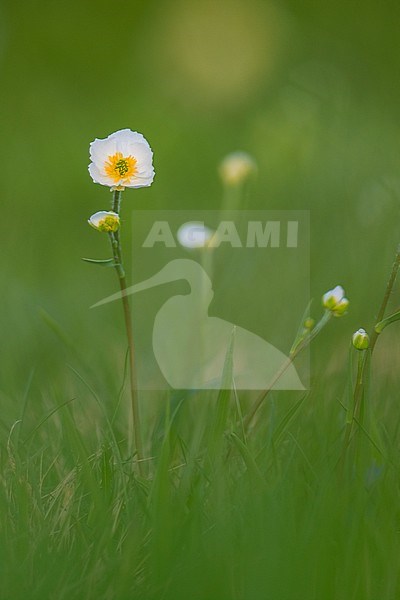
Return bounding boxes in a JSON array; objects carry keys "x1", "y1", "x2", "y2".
[
  {"x1": 352, "y1": 328, "x2": 370, "y2": 350},
  {"x1": 304, "y1": 317, "x2": 315, "y2": 330},
  {"x1": 177, "y1": 222, "x2": 214, "y2": 249},
  {"x1": 322, "y1": 285, "x2": 349, "y2": 316},
  {"x1": 322, "y1": 285, "x2": 344, "y2": 309},
  {"x1": 219, "y1": 152, "x2": 257, "y2": 186},
  {"x1": 332, "y1": 297, "x2": 349, "y2": 317},
  {"x1": 88, "y1": 211, "x2": 120, "y2": 233}
]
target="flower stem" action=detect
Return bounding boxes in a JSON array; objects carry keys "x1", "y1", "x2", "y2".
[
  {"x1": 109, "y1": 190, "x2": 144, "y2": 475},
  {"x1": 369, "y1": 243, "x2": 400, "y2": 354},
  {"x1": 244, "y1": 311, "x2": 332, "y2": 431},
  {"x1": 350, "y1": 244, "x2": 400, "y2": 408},
  {"x1": 340, "y1": 243, "x2": 400, "y2": 474},
  {"x1": 243, "y1": 354, "x2": 298, "y2": 431}
]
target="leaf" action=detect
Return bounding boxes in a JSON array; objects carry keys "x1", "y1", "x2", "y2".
[
  {"x1": 39, "y1": 308, "x2": 74, "y2": 348},
  {"x1": 219, "y1": 325, "x2": 236, "y2": 391},
  {"x1": 375, "y1": 309, "x2": 400, "y2": 333},
  {"x1": 290, "y1": 299, "x2": 313, "y2": 354},
  {"x1": 81, "y1": 257, "x2": 117, "y2": 267},
  {"x1": 229, "y1": 433, "x2": 266, "y2": 488},
  {"x1": 215, "y1": 326, "x2": 235, "y2": 419},
  {"x1": 272, "y1": 394, "x2": 307, "y2": 447},
  {"x1": 208, "y1": 326, "x2": 236, "y2": 455}
]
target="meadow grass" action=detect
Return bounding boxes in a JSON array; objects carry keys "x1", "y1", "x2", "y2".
[{"x1": 1, "y1": 318, "x2": 400, "y2": 599}]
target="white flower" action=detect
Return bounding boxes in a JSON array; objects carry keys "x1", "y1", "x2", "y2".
[
  {"x1": 322, "y1": 285, "x2": 349, "y2": 317},
  {"x1": 88, "y1": 129, "x2": 155, "y2": 191},
  {"x1": 88, "y1": 211, "x2": 120, "y2": 232},
  {"x1": 177, "y1": 222, "x2": 215, "y2": 248},
  {"x1": 219, "y1": 151, "x2": 257, "y2": 186},
  {"x1": 352, "y1": 328, "x2": 370, "y2": 350}
]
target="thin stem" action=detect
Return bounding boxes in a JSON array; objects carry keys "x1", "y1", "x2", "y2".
[
  {"x1": 109, "y1": 190, "x2": 144, "y2": 475},
  {"x1": 243, "y1": 354, "x2": 298, "y2": 431},
  {"x1": 347, "y1": 244, "x2": 400, "y2": 423},
  {"x1": 244, "y1": 311, "x2": 332, "y2": 431},
  {"x1": 353, "y1": 243, "x2": 400, "y2": 411},
  {"x1": 339, "y1": 349, "x2": 368, "y2": 476},
  {"x1": 112, "y1": 189, "x2": 121, "y2": 212},
  {"x1": 353, "y1": 351, "x2": 366, "y2": 421},
  {"x1": 340, "y1": 243, "x2": 400, "y2": 475},
  {"x1": 118, "y1": 273, "x2": 144, "y2": 473},
  {"x1": 369, "y1": 243, "x2": 400, "y2": 353}
]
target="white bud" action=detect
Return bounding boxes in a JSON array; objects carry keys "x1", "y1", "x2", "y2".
[
  {"x1": 322, "y1": 285, "x2": 349, "y2": 316},
  {"x1": 88, "y1": 211, "x2": 120, "y2": 233},
  {"x1": 177, "y1": 222, "x2": 215, "y2": 249},
  {"x1": 219, "y1": 152, "x2": 257, "y2": 186}
]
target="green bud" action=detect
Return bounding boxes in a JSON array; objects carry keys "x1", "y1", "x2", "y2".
[
  {"x1": 352, "y1": 328, "x2": 369, "y2": 350},
  {"x1": 304, "y1": 317, "x2": 315, "y2": 330}
]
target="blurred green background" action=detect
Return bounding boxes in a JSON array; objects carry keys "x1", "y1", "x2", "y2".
[
  {"x1": 1, "y1": 0, "x2": 400, "y2": 403},
  {"x1": 2, "y1": 2, "x2": 400, "y2": 598}
]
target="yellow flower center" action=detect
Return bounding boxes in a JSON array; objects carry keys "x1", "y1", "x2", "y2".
[
  {"x1": 104, "y1": 152, "x2": 137, "y2": 184},
  {"x1": 98, "y1": 215, "x2": 120, "y2": 232}
]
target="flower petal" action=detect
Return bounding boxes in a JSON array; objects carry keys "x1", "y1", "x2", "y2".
[{"x1": 88, "y1": 162, "x2": 113, "y2": 186}]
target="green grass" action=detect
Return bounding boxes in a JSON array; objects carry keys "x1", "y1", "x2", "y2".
[{"x1": 1, "y1": 338, "x2": 400, "y2": 599}]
